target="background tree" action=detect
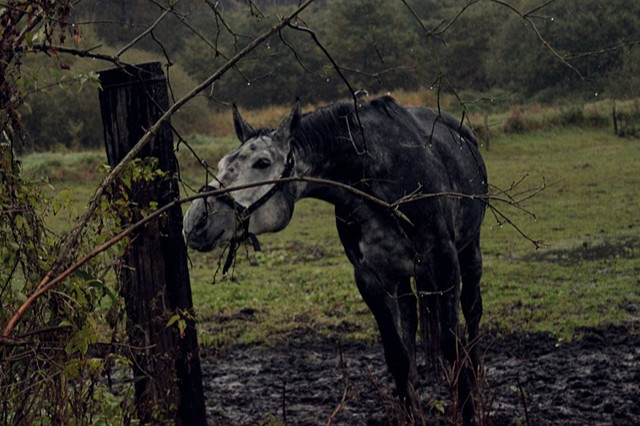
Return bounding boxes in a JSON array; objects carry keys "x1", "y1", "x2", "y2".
[
  {"x1": 486, "y1": 0, "x2": 640, "y2": 101},
  {"x1": 13, "y1": 0, "x2": 640, "y2": 151}
]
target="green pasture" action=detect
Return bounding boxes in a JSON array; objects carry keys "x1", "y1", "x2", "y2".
[{"x1": 22, "y1": 127, "x2": 640, "y2": 349}]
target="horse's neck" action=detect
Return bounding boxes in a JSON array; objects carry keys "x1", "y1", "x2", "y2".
[{"x1": 293, "y1": 139, "x2": 369, "y2": 207}]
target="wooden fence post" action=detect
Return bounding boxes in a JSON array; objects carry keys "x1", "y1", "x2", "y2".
[
  {"x1": 98, "y1": 62, "x2": 207, "y2": 426},
  {"x1": 613, "y1": 101, "x2": 619, "y2": 136},
  {"x1": 483, "y1": 112, "x2": 491, "y2": 151}
]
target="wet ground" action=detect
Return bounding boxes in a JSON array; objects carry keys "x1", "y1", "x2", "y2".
[{"x1": 201, "y1": 325, "x2": 639, "y2": 426}]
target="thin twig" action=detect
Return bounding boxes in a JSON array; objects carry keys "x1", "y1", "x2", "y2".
[
  {"x1": 431, "y1": 0, "x2": 481, "y2": 36},
  {"x1": 115, "y1": 8, "x2": 172, "y2": 58},
  {"x1": 564, "y1": 40, "x2": 640, "y2": 60},
  {"x1": 487, "y1": 204, "x2": 541, "y2": 249},
  {"x1": 287, "y1": 23, "x2": 369, "y2": 154},
  {"x1": 365, "y1": 363, "x2": 396, "y2": 425},
  {"x1": 326, "y1": 342, "x2": 350, "y2": 426},
  {"x1": 517, "y1": 378, "x2": 532, "y2": 426},
  {"x1": 1, "y1": 0, "x2": 317, "y2": 339},
  {"x1": 524, "y1": 0, "x2": 557, "y2": 18},
  {"x1": 20, "y1": 43, "x2": 127, "y2": 67},
  {"x1": 487, "y1": 0, "x2": 584, "y2": 80}
]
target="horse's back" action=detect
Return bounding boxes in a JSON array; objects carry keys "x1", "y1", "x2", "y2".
[
  {"x1": 360, "y1": 98, "x2": 486, "y2": 194},
  {"x1": 356, "y1": 98, "x2": 487, "y2": 248},
  {"x1": 405, "y1": 106, "x2": 486, "y2": 188},
  {"x1": 313, "y1": 96, "x2": 486, "y2": 249}
]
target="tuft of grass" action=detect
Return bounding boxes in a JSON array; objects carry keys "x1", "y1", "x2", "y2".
[
  {"x1": 21, "y1": 150, "x2": 107, "y2": 183},
  {"x1": 480, "y1": 128, "x2": 640, "y2": 335},
  {"x1": 470, "y1": 97, "x2": 639, "y2": 140}
]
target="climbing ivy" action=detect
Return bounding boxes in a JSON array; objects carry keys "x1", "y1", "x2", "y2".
[{"x1": 0, "y1": 4, "x2": 160, "y2": 421}]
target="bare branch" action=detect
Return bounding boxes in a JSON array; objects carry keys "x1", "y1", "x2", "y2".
[
  {"x1": 19, "y1": 43, "x2": 127, "y2": 67},
  {"x1": 524, "y1": 0, "x2": 557, "y2": 18},
  {"x1": 326, "y1": 343, "x2": 350, "y2": 426},
  {"x1": 115, "y1": 7, "x2": 172, "y2": 58},
  {"x1": 487, "y1": 204, "x2": 541, "y2": 249},
  {"x1": 487, "y1": 0, "x2": 584, "y2": 80},
  {"x1": 1, "y1": 0, "x2": 317, "y2": 338},
  {"x1": 432, "y1": 0, "x2": 481, "y2": 36},
  {"x1": 287, "y1": 23, "x2": 369, "y2": 154},
  {"x1": 1, "y1": 166, "x2": 544, "y2": 341},
  {"x1": 204, "y1": 0, "x2": 249, "y2": 49},
  {"x1": 278, "y1": 30, "x2": 319, "y2": 77},
  {"x1": 565, "y1": 40, "x2": 640, "y2": 61},
  {"x1": 338, "y1": 64, "x2": 417, "y2": 85}
]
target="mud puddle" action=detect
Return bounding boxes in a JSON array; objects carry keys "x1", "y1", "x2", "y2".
[{"x1": 200, "y1": 326, "x2": 639, "y2": 425}]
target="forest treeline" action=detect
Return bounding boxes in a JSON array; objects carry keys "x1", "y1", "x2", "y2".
[{"x1": 19, "y1": 0, "x2": 640, "y2": 150}]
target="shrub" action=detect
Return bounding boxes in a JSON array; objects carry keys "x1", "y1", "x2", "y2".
[{"x1": 503, "y1": 107, "x2": 526, "y2": 134}]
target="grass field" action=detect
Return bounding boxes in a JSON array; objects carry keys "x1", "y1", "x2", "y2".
[{"x1": 22, "y1": 127, "x2": 640, "y2": 350}]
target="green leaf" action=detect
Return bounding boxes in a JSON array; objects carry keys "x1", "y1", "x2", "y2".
[
  {"x1": 178, "y1": 319, "x2": 187, "y2": 338},
  {"x1": 429, "y1": 399, "x2": 445, "y2": 414},
  {"x1": 65, "y1": 326, "x2": 97, "y2": 356},
  {"x1": 166, "y1": 314, "x2": 180, "y2": 328},
  {"x1": 64, "y1": 359, "x2": 82, "y2": 379},
  {"x1": 121, "y1": 173, "x2": 131, "y2": 188},
  {"x1": 58, "y1": 319, "x2": 74, "y2": 328}
]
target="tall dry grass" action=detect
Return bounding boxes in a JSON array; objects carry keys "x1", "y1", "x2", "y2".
[
  {"x1": 207, "y1": 91, "x2": 637, "y2": 142},
  {"x1": 206, "y1": 88, "x2": 458, "y2": 137}
]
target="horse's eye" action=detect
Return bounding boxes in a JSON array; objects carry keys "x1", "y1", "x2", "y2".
[{"x1": 252, "y1": 158, "x2": 271, "y2": 169}]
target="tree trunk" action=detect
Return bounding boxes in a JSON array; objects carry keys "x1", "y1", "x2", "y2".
[{"x1": 98, "y1": 62, "x2": 207, "y2": 426}]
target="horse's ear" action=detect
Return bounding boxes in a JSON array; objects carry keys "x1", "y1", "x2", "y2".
[
  {"x1": 232, "y1": 103, "x2": 255, "y2": 143},
  {"x1": 274, "y1": 98, "x2": 301, "y2": 143}
]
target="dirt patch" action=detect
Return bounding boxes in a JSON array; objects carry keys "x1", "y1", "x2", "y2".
[
  {"x1": 524, "y1": 235, "x2": 640, "y2": 265},
  {"x1": 200, "y1": 326, "x2": 639, "y2": 425}
]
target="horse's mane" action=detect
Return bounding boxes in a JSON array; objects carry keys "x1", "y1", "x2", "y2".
[
  {"x1": 291, "y1": 96, "x2": 412, "y2": 156},
  {"x1": 290, "y1": 96, "x2": 479, "y2": 160},
  {"x1": 291, "y1": 101, "x2": 354, "y2": 156},
  {"x1": 248, "y1": 127, "x2": 275, "y2": 139}
]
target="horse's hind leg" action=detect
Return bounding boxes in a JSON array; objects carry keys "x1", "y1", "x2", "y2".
[
  {"x1": 419, "y1": 242, "x2": 477, "y2": 426},
  {"x1": 459, "y1": 239, "x2": 483, "y2": 369},
  {"x1": 457, "y1": 239, "x2": 483, "y2": 426}
]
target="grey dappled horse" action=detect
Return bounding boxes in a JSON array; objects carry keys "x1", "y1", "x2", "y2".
[{"x1": 183, "y1": 96, "x2": 487, "y2": 425}]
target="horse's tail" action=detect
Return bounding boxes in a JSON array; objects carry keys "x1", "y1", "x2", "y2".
[{"x1": 418, "y1": 282, "x2": 442, "y2": 367}]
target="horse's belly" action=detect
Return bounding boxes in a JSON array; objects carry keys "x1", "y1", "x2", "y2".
[{"x1": 356, "y1": 220, "x2": 415, "y2": 277}]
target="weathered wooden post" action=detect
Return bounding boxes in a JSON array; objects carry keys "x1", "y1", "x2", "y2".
[
  {"x1": 483, "y1": 112, "x2": 491, "y2": 151},
  {"x1": 98, "y1": 62, "x2": 207, "y2": 426}
]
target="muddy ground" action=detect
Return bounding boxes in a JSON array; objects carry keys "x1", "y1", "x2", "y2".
[{"x1": 201, "y1": 325, "x2": 639, "y2": 426}]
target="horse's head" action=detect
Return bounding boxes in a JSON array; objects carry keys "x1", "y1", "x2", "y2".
[{"x1": 183, "y1": 101, "x2": 301, "y2": 252}]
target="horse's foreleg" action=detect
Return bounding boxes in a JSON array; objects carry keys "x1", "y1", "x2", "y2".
[
  {"x1": 397, "y1": 278, "x2": 419, "y2": 388},
  {"x1": 354, "y1": 268, "x2": 419, "y2": 414}
]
